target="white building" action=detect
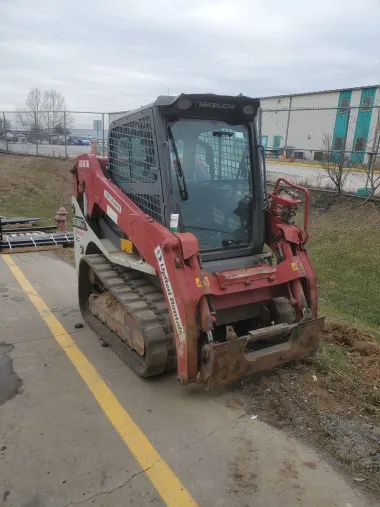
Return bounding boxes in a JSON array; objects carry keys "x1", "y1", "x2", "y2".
[{"x1": 259, "y1": 85, "x2": 380, "y2": 163}]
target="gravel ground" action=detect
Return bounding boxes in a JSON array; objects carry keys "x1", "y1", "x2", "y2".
[{"x1": 228, "y1": 323, "x2": 380, "y2": 497}]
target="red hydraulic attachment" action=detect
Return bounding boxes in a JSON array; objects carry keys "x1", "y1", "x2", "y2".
[
  {"x1": 270, "y1": 177, "x2": 310, "y2": 244},
  {"x1": 73, "y1": 155, "x2": 322, "y2": 387}
]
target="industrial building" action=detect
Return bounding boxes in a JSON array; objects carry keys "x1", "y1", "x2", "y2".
[
  {"x1": 108, "y1": 86, "x2": 380, "y2": 165},
  {"x1": 259, "y1": 85, "x2": 380, "y2": 163}
]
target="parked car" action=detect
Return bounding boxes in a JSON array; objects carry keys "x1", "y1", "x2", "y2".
[
  {"x1": 61, "y1": 137, "x2": 88, "y2": 146},
  {"x1": 66, "y1": 137, "x2": 80, "y2": 145}
]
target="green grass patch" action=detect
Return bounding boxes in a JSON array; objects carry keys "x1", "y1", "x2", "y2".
[
  {"x1": 314, "y1": 341, "x2": 355, "y2": 377},
  {"x1": 1, "y1": 196, "x2": 72, "y2": 226},
  {"x1": 308, "y1": 211, "x2": 380, "y2": 340}
]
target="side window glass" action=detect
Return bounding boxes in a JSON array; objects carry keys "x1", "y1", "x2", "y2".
[
  {"x1": 333, "y1": 136, "x2": 343, "y2": 151},
  {"x1": 361, "y1": 96, "x2": 372, "y2": 112},
  {"x1": 354, "y1": 136, "x2": 366, "y2": 152},
  {"x1": 338, "y1": 97, "x2": 350, "y2": 113}
]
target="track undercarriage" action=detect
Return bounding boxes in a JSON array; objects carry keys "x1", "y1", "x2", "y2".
[{"x1": 79, "y1": 254, "x2": 176, "y2": 377}]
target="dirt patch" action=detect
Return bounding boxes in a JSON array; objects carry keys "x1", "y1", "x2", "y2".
[
  {"x1": 228, "y1": 437, "x2": 258, "y2": 497},
  {"x1": 323, "y1": 323, "x2": 380, "y2": 383},
  {"x1": 302, "y1": 461, "x2": 317, "y2": 469},
  {"x1": 228, "y1": 323, "x2": 380, "y2": 498},
  {"x1": 53, "y1": 246, "x2": 75, "y2": 267},
  {"x1": 308, "y1": 190, "x2": 380, "y2": 217}
]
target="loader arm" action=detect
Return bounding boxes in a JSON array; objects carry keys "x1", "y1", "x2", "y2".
[{"x1": 73, "y1": 153, "x2": 211, "y2": 384}]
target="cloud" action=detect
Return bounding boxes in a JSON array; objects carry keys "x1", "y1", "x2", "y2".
[{"x1": 0, "y1": 0, "x2": 379, "y2": 120}]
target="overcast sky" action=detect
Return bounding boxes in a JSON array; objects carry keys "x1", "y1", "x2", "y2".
[{"x1": 1, "y1": 0, "x2": 379, "y2": 114}]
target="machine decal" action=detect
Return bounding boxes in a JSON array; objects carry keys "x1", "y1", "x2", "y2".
[
  {"x1": 106, "y1": 205, "x2": 118, "y2": 224},
  {"x1": 291, "y1": 260, "x2": 305, "y2": 274},
  {"x1": 104, "y1": 190, "x2": 122, "y2": 213},
  {"x1": 195, "y1": 276, "x2": 209, "y2": 288},
  {"x1": 78, "y1": 160, "x2": 90, "y2": 168},
  {"x1": 197, "y1": 102, "x2": 235, "y2": 110},
  {"x1": 73, "y1": 216, "x2": 87, "y2": 231},
  {"x1": 154, "y1": 246, "x2": 185, "y2": 355}
]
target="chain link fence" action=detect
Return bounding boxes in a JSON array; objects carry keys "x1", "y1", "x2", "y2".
[
  {"x1": 1, "y1": 106, "x2": 379, "y2": 196},
  {"x1": 0, "y1": 110, "x2": 114, "y2": 158},
  {"x1": 259, "y1": 105, "x2": 380, "y2": 196}
]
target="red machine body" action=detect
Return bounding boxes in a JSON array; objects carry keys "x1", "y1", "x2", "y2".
[{"x1": 73, "y1": 154, "x2": 323, "y2": 387}]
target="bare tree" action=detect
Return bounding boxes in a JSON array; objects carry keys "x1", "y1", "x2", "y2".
[
  {"x1": 361, "y1": 110, "x2": 380, "y2": 198},
  {"x1": 41, "y1": 89, "x2": 73, "y2": 134},
  {"x1": 17, "y1": 88, "x2": 43, "y2": 133},
  {"x1": 0, "y1": 115, "x2": 12, "y2": 135},
  {"x1": 320, "y1": 133, "x2": 351, "y2": 196},
  {"x1": 17, "y1": 88, "x2": 73, "y2": 138}
]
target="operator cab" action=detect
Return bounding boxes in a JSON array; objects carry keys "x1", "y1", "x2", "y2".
[
  {"x1": 107, "y1": 93, "x2": 265, "y2": 262},
  {"x1": 161, "y1": 94, "x2": 264, "y2": 261}
]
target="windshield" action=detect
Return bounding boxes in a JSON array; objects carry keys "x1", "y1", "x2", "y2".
[{"x1": 168, "y1": 119, "x2": 252, "y2": 251}]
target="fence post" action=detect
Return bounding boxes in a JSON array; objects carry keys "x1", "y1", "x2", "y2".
[
  {"x1": 340, "y1": 107, "x2": 351, "y2": 169},
  {"x1": 102, "y1": 113, "x2": 105, "y2": 156},
  {"x1": 284, "y1": 96, "x2": 292, "y2": 152},
  {"x1": 64, "y1": 111, "x2": 68, "y2": 159},
  {"x1": 35, "y1": 109, "x2": 39, "y2": 156},
  {"x1": 3, "y1": 112, "x2": 9, "y2": 154},
  {"x1": 368, "y1": 108, "x2": 380, "y2": 194},
  {"x1": 370, "y1": 105, "x2": 380, "y2": 161}
]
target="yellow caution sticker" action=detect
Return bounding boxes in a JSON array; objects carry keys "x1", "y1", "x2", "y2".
[
  {"x1": 291, "y1": 260, "x2": 304, "y2": 272},
  {"x1": 195, "y1": 276, "x2": 210, "y2": 288},
  {"x1": 120, "y1": 238, "x2": 134, "y2": 253}
]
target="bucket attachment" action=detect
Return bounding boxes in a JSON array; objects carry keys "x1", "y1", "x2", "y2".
[{"x1": 199, "y1": 317, "x2": 325, "y2": 389}]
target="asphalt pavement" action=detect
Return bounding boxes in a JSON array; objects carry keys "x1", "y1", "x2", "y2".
[{"x1": 0, "y1": 252, "x2": 378, "y2": 507}]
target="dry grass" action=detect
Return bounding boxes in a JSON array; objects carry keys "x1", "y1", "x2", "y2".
[{"x1": 0, "y1": 153, "x2": 72, "y2": 225}]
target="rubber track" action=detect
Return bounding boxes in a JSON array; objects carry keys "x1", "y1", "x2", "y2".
[{"x1": 83, "y1": 254, "x2": 176, "y2": 377}]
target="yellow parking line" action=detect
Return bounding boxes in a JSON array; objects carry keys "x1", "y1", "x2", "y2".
[
  {"x1": 267, "y1": 159, "x2": 380, "y2": 174},
  {"x1": 3, "y1": 255, "x2": 197, "y2": 507}
]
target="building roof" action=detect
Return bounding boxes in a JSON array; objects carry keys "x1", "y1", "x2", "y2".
[{"x1": 261, "y1": 84, "x2": 379, "y2": 100}]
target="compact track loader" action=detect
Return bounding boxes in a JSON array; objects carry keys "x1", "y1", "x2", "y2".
[{"x1": 71, "y1": 93, "x2": 324, "y2": 388}]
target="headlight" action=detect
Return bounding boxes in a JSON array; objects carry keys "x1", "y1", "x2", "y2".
[
  {"x1": 243, "y1": 104, "x2": 255, "y2": 115},
  {"x1": 177, "y1": 98, "x2": 193, "y2": 110}
]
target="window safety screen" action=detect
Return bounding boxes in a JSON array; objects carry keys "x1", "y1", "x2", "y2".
[{"x1": 108, "y1": 114, "x2": 162, "y2": 222}]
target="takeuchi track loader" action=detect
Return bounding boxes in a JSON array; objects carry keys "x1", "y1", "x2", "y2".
[{"x1": 71, "y1": 93, "x2": 324, "y2": 389}]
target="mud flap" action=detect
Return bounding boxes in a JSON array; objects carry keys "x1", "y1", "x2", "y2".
[{"x1": 200, "y1": 317, "x2": 325, "y2": 389}]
